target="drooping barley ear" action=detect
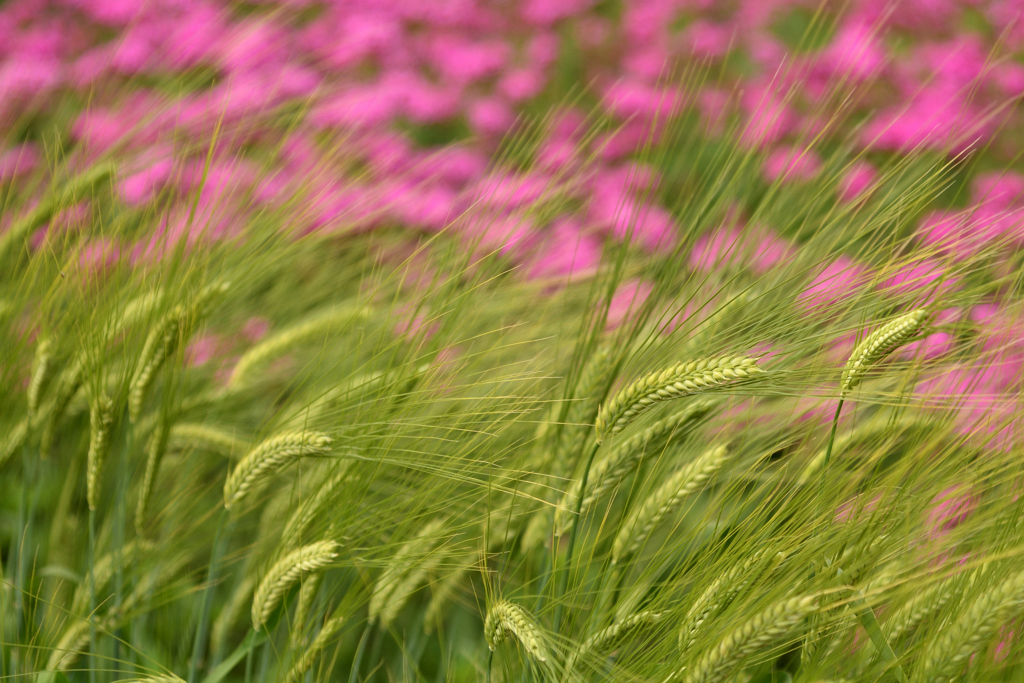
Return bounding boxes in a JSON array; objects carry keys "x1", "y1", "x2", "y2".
[
  {"x1": 0, "y1": 418, "x2": 29, "y2": 467},
  {"x1": 612, "y1": 444, "x2": 730, "y2": 564},
  {"x1": 47, "y1": 617, "x2": 97, "y2": 671},
  {"x1": 484, "y1": 600, "x2": 549, "y2": 663},
  {"x1": 678, "y1": 551, "x2": 787, "y2": 652},
  {"x1": 564, "y1": 610, "x2": 663, "y2": 674},
  {"x1": 86, "y1": 394, "x2": 116, "y2": 511},
  {"x1": 424, "y1": 553, "x2": 479, "y2": 632},
  {"x1": 228, "y1": 304, "x2": 371, "y2": 389},
  {"x1": 550, "y1": 345, "x2": 616, "y2": 473},
  {"x1": 672, "y1": 595, "x2": 817, "y2": 683},
  {"x1": 135, "y1": 415, "x2": 171, "y2": 534},
  {"x1": 918, "y1": 569, "x2": 1024, "y2": 683},
  {"x1": 840, "y1": 309, "x2": 928, "y2": 398},
  {"x1": 0, "y1": 162, "x2": 114, "y2": 264},
  {"x1": 28, "y1": 339, "x2": 54, "y2": 417},
  {"x1": 129, "y1": 305, "x2": 185, "y2": 423},
  {"x1": 281, "y1": 462, "x2": 352, "y2": 551},
  {"x1": 595, "y1": 357, "x2": 763, "y2": 444},
  {"x1": 884, "y1": 573, "x2": 966, "y2": 643},
  {"x1": 369, "y1": 518, "x2": 448, "y2": 626},
  {"x1": 129, "y1": 282, "x2": 229, "y2": 422},
  {"x1": 39, "y1": 358, "x2": 84, "y2": 456},
  {"x1": 168, "y1": 423, "x2": 247, "y2": 458},
  {"x1": 251, "y1": 540, "x2": 339, "y2": 631},
  {"x1": 284, "y1": 615, "x2": 345, "y2": 683},
  {"x1": 111, "y1": 675, "x2": 186, "y2": 683},
  {"x1": 554, "y1": 400, "x2": 717, "y2": 536},
  {"x1": 291, "y1": 572, "x2": 324, "y2": 649},
  {"x1": 223, "y1": 431, "x2": 333, "y2": 511},
  {"x1": 210, "y1": 575, "x2": 255, "y2": 657}
]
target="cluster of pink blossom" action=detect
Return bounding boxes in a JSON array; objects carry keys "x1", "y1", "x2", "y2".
[{"x1": 2, "y1": 0, "x2": 1024, "y2": 450}]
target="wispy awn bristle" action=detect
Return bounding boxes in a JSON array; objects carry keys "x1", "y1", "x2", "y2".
[
  {"x1": 840, "y1": 309, "x2": 928, "y2": 397},
  {"x1": 612, "y1": 444, "x2": 730, "y2": 564},
  {"x1": 251, "y1": 540, "x2": 339, "y2": 631},
  {"x1": 595, "y1": 357, "x2": 763, "y2": 444},
  {"x1": 223, "y1": 431, "x2": 333, "y2": 511},
  {"x1": 369, "y1": 518, "x2": 447, "y2": 625},
  {"x1": 483, "y1": 600, "x2": 549, "y2": 663},
  {"x1": 86, "y1": 393, "x2": 116, "y2": 511}
]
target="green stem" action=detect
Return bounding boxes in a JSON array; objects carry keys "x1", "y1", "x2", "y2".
[
  {"x1": 551, "y1": 441, "x2": 600, "y2": 636},
  {"x1": 348, "y1": 622, "x2": 372, "y2": 683},
  {"x1": 89, "y1": 507, "x2": 98, "y2": 683},
  {"x1": 112, "y1": 419, "x2": 133, "y2": 677},
  {"x1": 188, "y1": 508, "x2": 234, "y2": 683}
]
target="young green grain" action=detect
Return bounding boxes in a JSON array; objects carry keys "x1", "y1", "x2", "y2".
[
  {"x1": 223, "y1": 431, "x2": 333, "y2": 511},
  {"x1": 86, "y1": 394, "x2": 116, "y2": 511},
  {"x1": 840, "y1": 309, "x2": 928, "y2": 397},
  {"x1": 483, "y1": 600, "x2": 549, "y2": 663},
  {"x1": 251, "y1": 540, "x2": 339, "y2": 631}
]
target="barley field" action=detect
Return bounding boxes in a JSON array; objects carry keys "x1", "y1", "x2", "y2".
[{"x1": 2, "y1": 2, "x2": 1024, "y2": 683}]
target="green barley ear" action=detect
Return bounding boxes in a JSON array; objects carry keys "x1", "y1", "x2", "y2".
[
  {"x1": 884, "y1": 573, "x2": 966, "y2": 644},
  {"x1": 129, "y1": 282, "x2": 229, "y2": 422},
  {"x1": 168, "y1": 423, "x2": 247, "y2": 458},
  {"x1": 678, "y1": 551, "x2": 787, "y2": 652},
  {"x1": 564, "y1": 610, "x2": 663, "y2": 675},
  {"x1": 672, "y1": 595, "x2": 817, "y2": 683},
  {"x1": 595, "y1": 357, "x2": 763, "y2": 444},
  {"x1": 281, "y1": 462, "x2": 352, "y2": 551},
  {"x1": 39, "y1": 358, "x2": 84, "y2": 456},
  {"x1": 223, "y1": 431, "x2": 332, "y2": 511},
  {"x1": 917, "y1": 569, "x2": 1024, "y2": 683},
  {"x1": 27, "y1": 339, "x2": 54, "y2": 417},
  {"x1": 135, "y1": 415, "x2": 171, "y2": 534},
  {"x1": 548, "y1": 345, "x2": 616, "y2": 472},
  {"x1": 251, "y1": 540, "x2": 339, "y2": 631},
  {"x1": 369, "y1": 518, "x2": 447, "y2": 626},
  {"x1": 112, "y1": 675, "x2": 186, "y2": 683},
  {"x1": 484, "y1": 600, "x2": 549, "y2": 663},
  {"x1": 284, "y1": 614, "x2": 345, "y2": 683},
  {"x1": 612, "y1": 444, "x2": 731, "y2": 564},
  {"x1": 840, "y1": 309, "x2": 928, "y2": 397},
  {"x1": 290, "y1": 572, "x2": 324, "y2": 648},
  {"x1": 554, "y1": 399, "x2": 717, "y2": 536},
  {"x1": 227, "y1": 304, "x2": 371, "y2": 389},
  {"x1": 86, "y1": 393, "x2": 116, "y2": 511}
]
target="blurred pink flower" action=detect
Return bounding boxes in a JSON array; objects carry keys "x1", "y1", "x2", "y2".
[
  {"x1": 838, "y1": 162, "x2": 876, "y2": 202},
  {"x1": 797, "y1": 257, "x2": 870, "y2": 313},
  {"x1": 243, "y1": 317, "x2": 270, "y2": 343},
  {"x1": 817, "y1": 21, "x2": 885, "y2": 81},
  {"x1": 606, "y1": 279, "x2": 652, "y2": 331},
  {"x1": 685, "y1": 20, "x2": 733, "y2": 59},
  {"x1": 763, "y1": 147, "x2": 821, "y2": 184},
  {"x1": 739, "y1": 83, "x2": 793, "y2": 148},
  {"x1": 0, "y1": 143, "x2": 38, "y2": 180},
  {"x1": 467, "y1": 97, "x2": 516, "y2": 137},
  {"x1": 689, "y1": 225, "x2": 793, "y2": 274},
  {"x1": 526, "y1": 218, "x2": 601, "y2": 283},
  {"x1": 861, "y1": 85, "x2": 993, "y2": 154},
  {"x1": 927, "y1": 486, "x2": 978, "y2": 538},
  {"x1": 972, "y1": 171, "x2": 1024, "y2": 209},
  {"x1": 521, "y1": 0, "x2": 593, "y2": 26},
  {"x1": 498, "y1": 68, "x2": 546, "y2": 103},
  {"x1": 187, "y1": 335, "x2": 222, "y2": 367},
  {"x1": 879, "y1": 260, "x2": 957, "y2": 304}
]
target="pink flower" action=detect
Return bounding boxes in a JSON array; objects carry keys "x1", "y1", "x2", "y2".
[
  {"x1": 972, "y1": 172, "x2": 1024, "y2": 209},
  {"x1": 521, "y1": 0, "x2": 593, "y2": 26},
  {"x1": 498, "y1": 68, "x2": 546, "y2": 103},
  {"x1": 120, "y1": 158, "x2": 174, "y2": 205},
  {"x1": 817, "y1": 21, "x2": 886, "y2": 81},
  {"x1": 689, "y1": 224, "x2": 793, "y2": 274},
  {"x1": 927, "y1": 486, "x2": 978, "y2": 538},
  {"x1": 186, "y1": 335, "x2": 222, "y2": 367},
  {"x1": 763, "y1": 147, "x2": 821, "y2": 183},
  {"x1": 428, "y1": 35, "x2": 509, "y2": 86},
  {"x1": 685, "y1": 20, "x2": 734, "y2": 59},
  {"x1": 739, "y1": 83, "x2": 793, "y2": 148},
  {"x1": 243, "y1": 317, "x2": 270, "y2": 343},
  {"x1": 603, "y1": 80, "x2": 680, "y2": 123},
  {"x1": 879, "y1": 260, "x2": 958, "y2": 304},
  {"x1": 797, "y1": 257, "x2": 871, "y2": 313},
  {"x1": 526, "y1": 218, "x2": 601, "y2": 283},
  {"x1": 0, "y1": 143, "x2": 38, "y2": 180},
  {"x1": 467, "y1": 97, "x2": 516, "y2": 137},
  {"x1": 838, "y1": 162, "x2": 876, "y2": 202},
  {"x1": 606, "y1": 279, "x2": 652, "y2": 331},
  {"x1": 860, "y1": 84, "x2": 992, "y2": 154}
]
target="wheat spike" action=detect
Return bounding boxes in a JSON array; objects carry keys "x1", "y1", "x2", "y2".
[
  {"x1": 86, "y1": 394, "x2": 116, "y2": 511},
  {"x1": 228, "y1": 304, "x2": 371, "y2": 389},
  {"x1": 223, "y1": 431, "x2": 333, "y2": 511},
  {"x1": 114, "y1": 676, "x2": 186, "y2": 683},
  {"x1": 281, "y1": 462, "x2": 352, "y2": 550},
  {"x1": 678, "y1": 551, "x2": 787, "y2": 652},
  {"x1": 613, "y1": 444, "x2": 730, "y2": 563},
  {"x1": 554, "y1": 400, "x2": 716, "y2": 536},
  {"x1": 0, "y1": 417, "x2": 28, "y2": 467},
  {"x1": 27, "y1": 339, "x2": 54, "y2": 417},
  {"x1": 674, "y1": 595, "x2": 816, "y2": 683},
  {"x1": 840, "y1": 309, "x2": 928, "y2": 396},
  {"x1": 135, "y1": 415, "x2": 171, "y2": 534},
  {"x1": 284, "y1": 615, "x2": 345, "y2": 683},
  {"x1": 918, "y1": 569, "x2": 1024, "y2": 683},
  {"x1": 884, "y1": 574, "x2": 965, "y2": 643},
  {"x1": 595, "y1": 357, "x2": 762, "y2": 444},
  {"x1": 291, "y1": 572, "x2": 324, "y2": 648},
  {"x1": 39, "y1": 358, "x2": 84, "y2": 455},
  {"x1": 251, "y1": 540, "x2": 339, "y2": 631},
  {"x1": 564, "y1": 610, "x2": 663, "y2": 674},
  {"x1": 484, "y1": 600, "x2": 549, "y2": 662},
  {"x1": 369, "y1": 518, "x2": 447, "y2": 625},
  {"x1": 168, "y1": 423, "x2": 247, "y2": 458},
  {"x1": 129, "y1": 305, "x2": 185, "y2": 422}
]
